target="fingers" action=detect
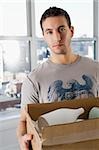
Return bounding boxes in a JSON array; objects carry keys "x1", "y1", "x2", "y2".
[
  {"x1": 19, "y1": 134, "x2": 33, "y2": 150},
  {"x1": 23, "y1": 134, "x2": 33, "y2": 143}
]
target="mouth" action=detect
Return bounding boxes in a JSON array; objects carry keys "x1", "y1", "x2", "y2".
[{"x1": 52, "y1": 44, "x2": 64, "y2": 48}]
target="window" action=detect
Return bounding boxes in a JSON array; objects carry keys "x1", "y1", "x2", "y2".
[
  {"x1": 0, "y1": 0, "x2": 27, "y2": 36},
  {"x1": 34, "y1": 0, "x2": 95, "y2": 62},
  {"x1": 0, "y1": 40, "x2": 30, "y2": 82},
  {"x1": 0, "y1": 0, "x2": 98, "y2": 111},
  {"x1": 0, "y1": 0, "x2": 31, "y2": 111},
  {"x1": 0, "y1": 1, "x2": 98, "y2": 149},
  {"x1": 35, "y1": 0, "x2": 93, "y2": 38}
]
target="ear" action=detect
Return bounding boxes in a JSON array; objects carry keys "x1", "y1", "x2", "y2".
[{"x1": 70, "y1": 26, "x2": 74, "y2": 37}]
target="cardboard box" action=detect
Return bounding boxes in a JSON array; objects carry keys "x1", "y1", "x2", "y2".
[{"x1": 26, "y1": 98, "x2": 99, "y2": 150}]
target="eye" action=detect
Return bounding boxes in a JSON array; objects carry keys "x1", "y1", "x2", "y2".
[
  {"x1": 59, "y1": 27, "x2": 66, "y2": 33},
  {"x1": 46, "y1": 30, "x2": 53, "y2": 35}
]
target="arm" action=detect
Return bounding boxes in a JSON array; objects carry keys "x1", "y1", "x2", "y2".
[
  {"x1": 17, "y1": 108, "x2": 33, "y2": 150},
  {"x1": 17, "y1": 76, "x2": 39, "y2": 150}
]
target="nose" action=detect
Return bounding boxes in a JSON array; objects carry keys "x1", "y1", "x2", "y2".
[{"x1": 53, "y1": 31, "x2": 61, "y2": 42}]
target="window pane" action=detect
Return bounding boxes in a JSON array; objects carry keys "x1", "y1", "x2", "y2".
[
  {"x1": 36, "y1": 38, "x2": 95, "y2": 64},
  {"x1": 0, "y1": 0, "x2": 27, "y2": 36},
  {"x1": 0, "y1": 40, "x2": 30, "y2": 110},
  {"x1": 34, "y1": 0, "x2": 93, "y2": 38},
  {"x1": 71, "y1": 39, "x2": 95, "y2": 60},
  {"x1": 0, "y1": 40, "x2": 30, "y2": 82},
  {"x1": 0, "y1": 40, "x2": 31, "y2": 104}
]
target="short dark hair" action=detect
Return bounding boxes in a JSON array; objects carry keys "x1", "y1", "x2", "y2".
[{"x1": 40, "y1": 7, "x2": 71, "y2": 32}]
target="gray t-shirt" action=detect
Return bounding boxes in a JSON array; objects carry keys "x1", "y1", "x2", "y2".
[{"x1": 21, "y1": 56, "x2": 99, "y2": 107}]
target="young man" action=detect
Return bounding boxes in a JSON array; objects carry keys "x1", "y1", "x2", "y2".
[{"x1": 17, "y1": 7, "x2": 99, "y2": 150}]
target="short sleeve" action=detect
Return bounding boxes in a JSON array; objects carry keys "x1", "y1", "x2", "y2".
[{"x1": 21, "y1": 76, "x2": 39, "y2": 108}]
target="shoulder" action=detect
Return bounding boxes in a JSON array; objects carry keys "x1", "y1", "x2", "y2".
[
  {"x1": 27, "y1": 60, "x2": 49, "y2": 82},
  {"x1": 80, "y1": 56, "x2": 98, "y2": 66}
]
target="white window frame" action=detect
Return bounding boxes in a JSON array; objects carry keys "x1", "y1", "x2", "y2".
[
  {"x1": 0, "y1": 0, "x2": 99, "y2": 70},
  {"x1": 93, "y1": 0, "x2": 99, "y2": 61}
]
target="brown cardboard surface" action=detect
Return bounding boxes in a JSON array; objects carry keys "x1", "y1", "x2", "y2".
[
  {"x1": 27, "y1": 98, "x2": 99, "y2": 120},
  {"x1": 41, "y1": 118, "x2": 99, "y2": 146},
  {"x1": 26, "y1": 98, "x2": 99, "y2": 150},
  {"x1": 43, "y1": 140, "x2": 99, "y2": 150}
]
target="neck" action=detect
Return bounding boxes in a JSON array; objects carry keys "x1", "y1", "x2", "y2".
[{"x1": 50, "y1": 54, "x2": 79, "y2": 64}]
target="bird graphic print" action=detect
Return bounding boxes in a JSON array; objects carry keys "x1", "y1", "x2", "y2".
[{"x1": 47, "y1": 75, "x2": 94, "y2": 101}]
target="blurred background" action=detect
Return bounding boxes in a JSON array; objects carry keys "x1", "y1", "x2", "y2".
[{"x1": 0, "y1": 0, "x2": 99, "y2": 149}]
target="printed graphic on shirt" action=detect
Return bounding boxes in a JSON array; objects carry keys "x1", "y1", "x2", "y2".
[{"x1": 47, "y1": 75, "x2": 95, "y2": 101}]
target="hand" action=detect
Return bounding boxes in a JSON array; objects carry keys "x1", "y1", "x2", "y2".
[{"x1": 19, "y1": 134, "x2": 33, "y2": 150}]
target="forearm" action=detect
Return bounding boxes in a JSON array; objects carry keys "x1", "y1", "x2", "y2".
[
  {"x1": 16, "y1": 108, "x2": 27, "y2": 139},
  {"x1": 17, "y1": 118, "x2": 33, "y2": 150},
  {"x1": 17, "y1": 120, "x2": 27, "y2": 139}
]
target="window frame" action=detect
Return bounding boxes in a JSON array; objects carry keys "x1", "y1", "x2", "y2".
[{"x1": 0, "y1": 0, "x2": 99, "y2": 110}]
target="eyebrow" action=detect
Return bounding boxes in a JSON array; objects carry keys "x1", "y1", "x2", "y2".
[{"x1": 45, "y1": 29, "x2": 52, "y2": 33}]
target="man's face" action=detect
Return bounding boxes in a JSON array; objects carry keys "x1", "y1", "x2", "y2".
[{"x1": 42, "y1": 16, "x2": 74, "y2": 55}]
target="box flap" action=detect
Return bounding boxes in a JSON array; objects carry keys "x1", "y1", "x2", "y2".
[{"x1": 27, "y1": 98, "x2": 99, "y2": 121}]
